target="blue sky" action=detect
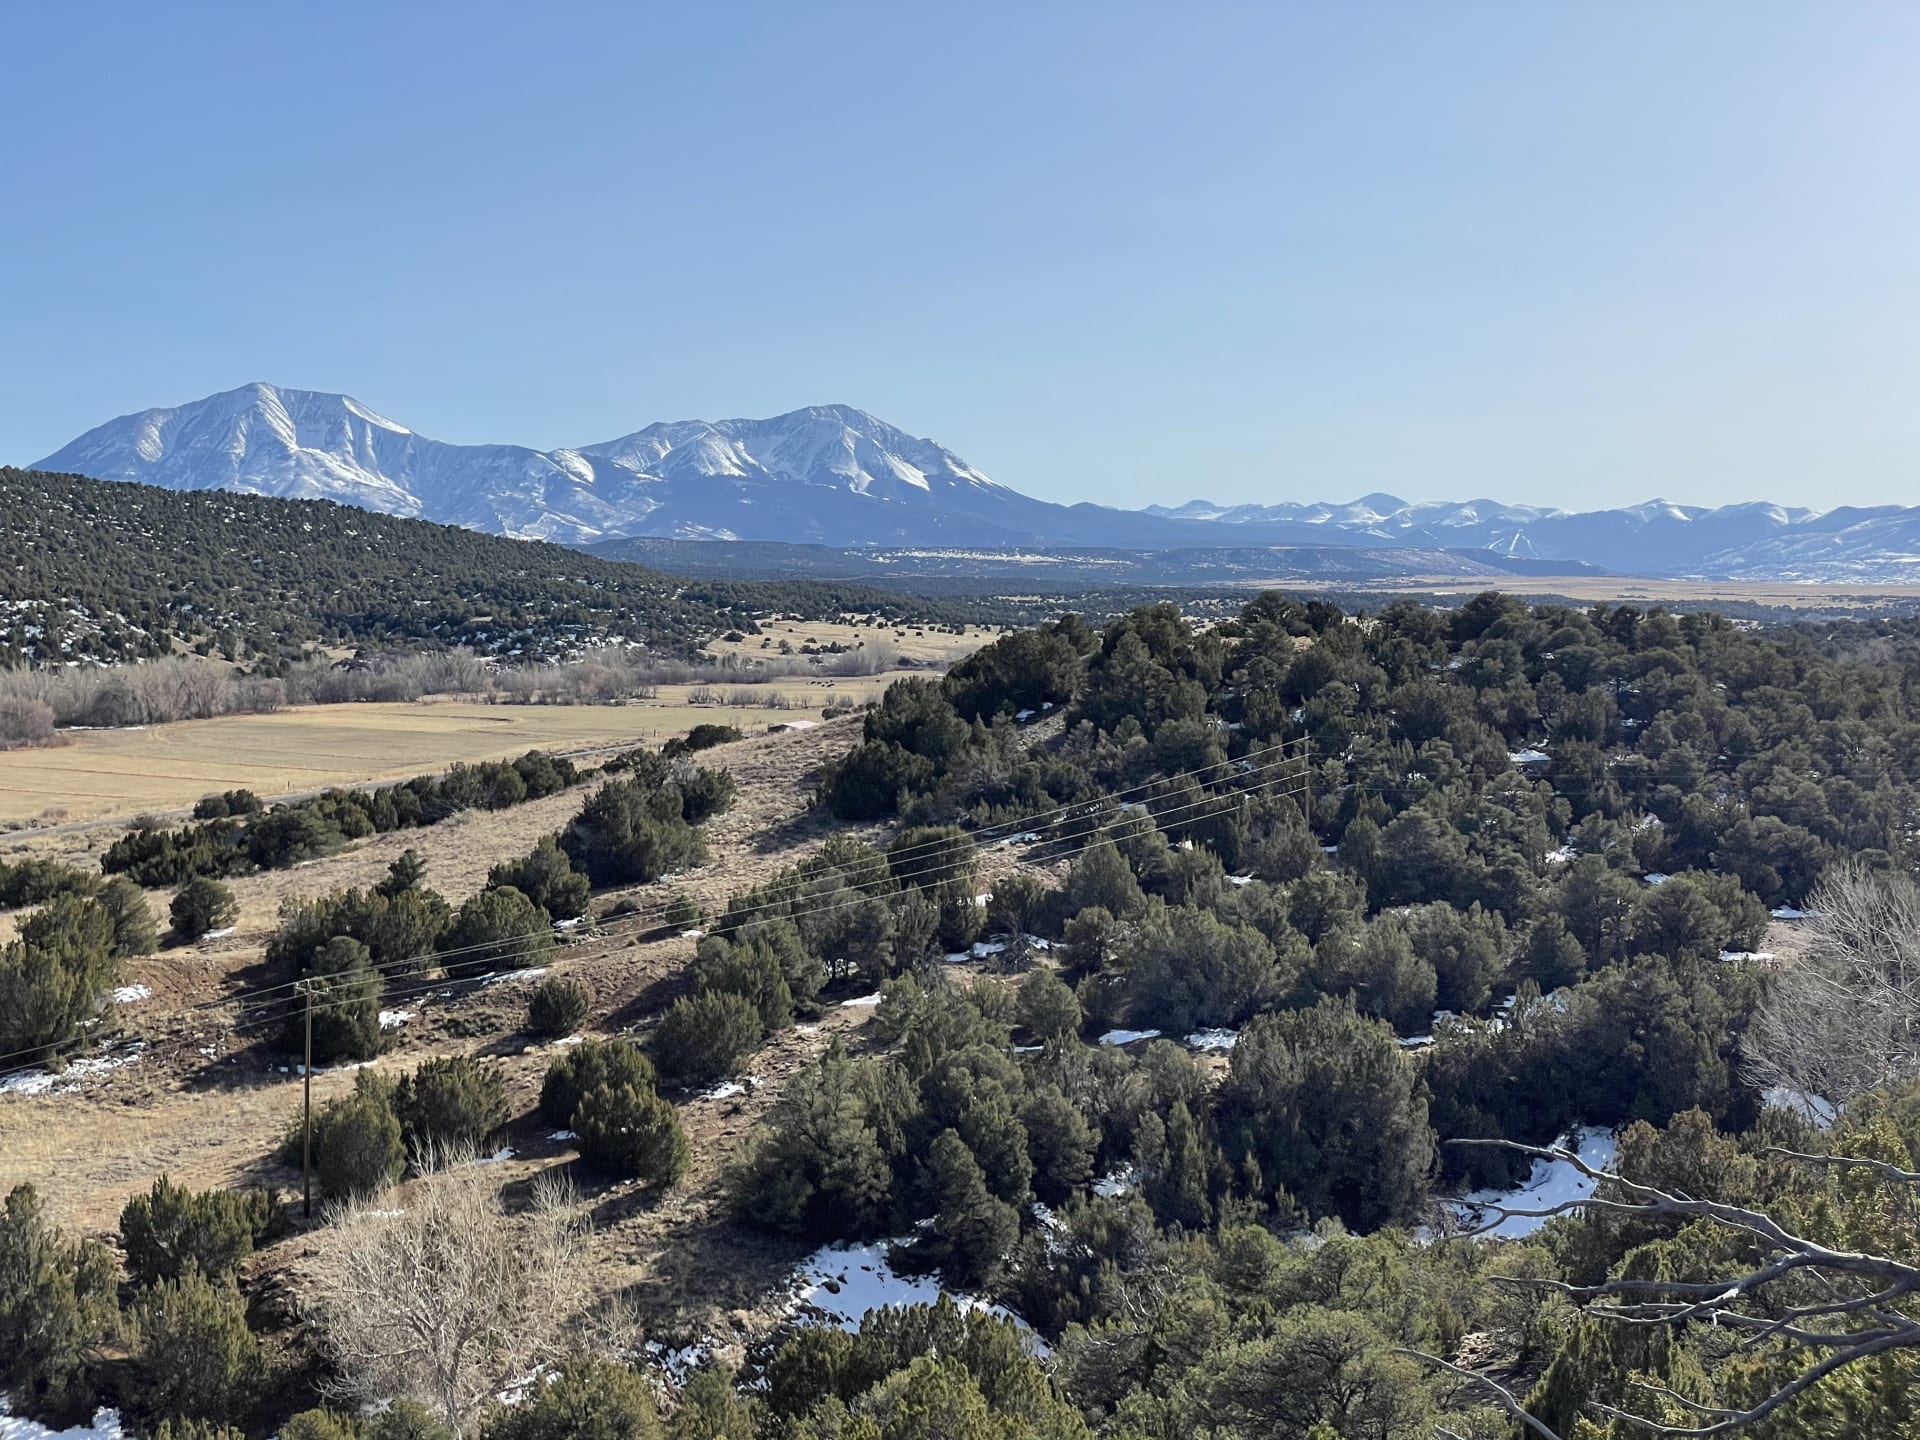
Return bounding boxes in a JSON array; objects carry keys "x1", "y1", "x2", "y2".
[{"x1": 3, "y1": 2, "x2": 1915, "y2": 510}]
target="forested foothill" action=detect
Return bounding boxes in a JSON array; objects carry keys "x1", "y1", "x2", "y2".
[
  {"x1": 9, "y1": 588, "x2": 1920, "y2": 1439},
  {"x1": 0, "y1": 467, "x2": 990, "y2": 671}
]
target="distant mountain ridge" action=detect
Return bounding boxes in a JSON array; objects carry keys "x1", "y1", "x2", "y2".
[
  {"x1": 31, "y1": 383, "x2": 1920, "y2": 580},
  {"x1": 1146, "y1": 495, "x2": 1920, "y2": 582}
]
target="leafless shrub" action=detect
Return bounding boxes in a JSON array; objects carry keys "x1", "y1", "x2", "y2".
[
  {"x1": 1745, "y1": 861, "x2": 1920, "y2": 1110},
  {"x1": 0, "y1": 697, "x2": 60, "y2": 750},
  {"x1": 0, "y1": 658, "x2": 286, "y2": 727},
  {"x1": 304, "y1": 1151, "x2": 589, "y2": 1435}
]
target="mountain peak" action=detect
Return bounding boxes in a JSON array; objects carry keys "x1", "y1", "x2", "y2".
[{"x1": 32, "y1": 385, "x2": 1014, "y2": 545}]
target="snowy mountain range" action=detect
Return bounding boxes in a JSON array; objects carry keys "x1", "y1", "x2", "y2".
[
  {"x1": 31, "y1": 383, "x2": 1920, "y2": 580},
  {"x1": 1145, "y1": 497, "x2": 1920, "y2": 583}
]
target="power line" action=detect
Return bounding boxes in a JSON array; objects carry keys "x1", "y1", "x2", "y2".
[{"x1": 0, "y1": 744, "x2": 1312, "y2": 1083}]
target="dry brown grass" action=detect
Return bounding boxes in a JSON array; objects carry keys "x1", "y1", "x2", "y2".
[
  {"x1": 702, "y1": 617, "x2": 1001, "y2": 667},
  {"x1": 0, "y1": 719, "x2": 868, "y2": 1245},
  {"x1": 0, "y1": 677, "x2": 933, "y2": 834}
]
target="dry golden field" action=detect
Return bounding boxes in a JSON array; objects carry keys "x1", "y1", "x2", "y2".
[
  {"x1": 0, "y1": 670, "x2": 940, "y2": 833},
  {"x1": 701, "y1": 616, "x2": 1003, "y2": 666}
]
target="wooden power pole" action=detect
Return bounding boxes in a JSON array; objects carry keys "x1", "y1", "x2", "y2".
[{"x1": 300, "y1": 980, "x2": 314, "y2": 1219}]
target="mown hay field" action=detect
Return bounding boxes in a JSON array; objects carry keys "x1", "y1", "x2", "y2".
[{"x1": 0, "y1": 674, "x2": 917, "y2": 831}]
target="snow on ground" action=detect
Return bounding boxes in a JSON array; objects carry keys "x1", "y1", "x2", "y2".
[
  {"x1": 0, "y1": 1407, "x2": 127, "y2": 1439},
  {"x1": 1718, "y1": 950, "x2": 1775, "y2": 963},
  {"x1": 199, "y1": 926, "x2": 236, "y2": 941},
  {"x1": 1544, "y1": 844, "x2": 1577, "y2": 865},
  {"x1": 1098, "y1": 1029, "x2": 1162, "y2": 1047},
  {"x1": 1508, "y1": 748, "x2": 1550, "y2": 765},
  {"x1": 788, "y1": 1242, "x2": 1027, "y2": 1335},
  {"x1": 840, "y1": 993, "x2": 882, "y2": 1008},
  {"x1": 1771, "y1": 906, "x2": 1819, "y2": 920},
  {"x1": 0, "y1": 1044, "x2": 145, "y2": 1097},
  {"x1": 481, "y1": 966, "x2": 548, "y2": 986},
  {"x1": 1092, "y1": 1166, "x2": 1137, "y2": 1197},
  {"x1": 1186, "y1": 1028, "x2": 1238, "y2": 1051},
  {"x1": 1763, "y1": 1086, "x2": 1839, "y2": 1129},
  {"x1": 1641, "y1": 872, "x2": 1670, "y2": 886},
  {"x1": 1225, "y1": 874, "x2": 1255, "y2": 887},
  {"x1": 700, "y1": 1079, "x2": 752, "y2": 1101},
  {"x1": 645, "y1": 1338, "x2": 719, "y2": 1385},
  {"x1": 378, "y1": 1009, "x2": 416, "y2": 1030},
  {"x1": 109, "y1": 984, "x2": 151, "y2": 1005},
  {"x1": 1448, "y1": 1127, "x2": 1618, "y2": 1239}
]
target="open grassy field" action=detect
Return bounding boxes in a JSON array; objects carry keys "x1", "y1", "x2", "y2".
[
  {"x1": 0, "y1": 671, "x2": 930, "y2": 833},
  {"x1": 702, "y1": 616, "x2": 1004, "y2": 666}
]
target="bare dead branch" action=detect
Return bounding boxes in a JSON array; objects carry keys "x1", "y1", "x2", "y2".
[
  {"x1": 1434, "y1": 1134, "x2": 1920, "y2": 1437},
  {"x1": 1759, "y1": 1145, "x2": 1920, "y2": 1185},
  {"x1": 1396, "y1": 1348, "x2": 1564, "y2": 1440}
]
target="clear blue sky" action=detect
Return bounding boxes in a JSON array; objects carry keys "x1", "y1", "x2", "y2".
[{"x1": 3, "y1": 2, "x2": 1915, "y2": 510}]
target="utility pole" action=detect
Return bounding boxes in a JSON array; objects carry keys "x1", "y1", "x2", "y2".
[
  {"x1": 1302, "y1": 736, "x2": 1312, "y2": 831},
  {"x1": 299, "y1": 980, "x2": 314, "y2": 1219}
]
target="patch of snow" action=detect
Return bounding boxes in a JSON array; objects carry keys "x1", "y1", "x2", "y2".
[
  {"x1": 1508, "y1": 748, "x2": 1550, "y2": 765},
  {"x1": 1544, "y1": 844, "x2": 1577, "y2": 865},
  {"x1": 109, "y1": 984, "x2": 152, "y2": 1005},
  {"x1": 1397, "y1": 1034, "x2": 1433, "y2": 1049},
  {"x1": 786, "y1": 1242, "x2": 1028, "y2": 1338},
  {"x1": 482, "y1": 1147, "x2": 515, "y2": 1164},
  {"x1": 1763, "y1": 1086, "x2": 1838, "y2": 1130},
  {"x1": 0, "y1": 1405, "x2": 128, "y2": 1438},
  {"x1": 495, "y1": 1366, "x2": 557, "y2": 1407},
  {"x1": 678, "y1": 929, "x2": 705, "y2": 940},
  {"x1": 1226, "y1": 874, "x2": 1255, "y2": 886},
  {"x1": 970, "y1": 940, "x2": 1008, "y2": 958},
  {"x1": 0, "y1": 1044, "x2": 145, "y2": 1097},
  {"x1": 553, "y1": 1034, "x2": 584, "y2": 1046},
  {"x1": 378, "y1": 1009, "x2": 416, "y2": 1030},
  {"x1": 1449, "y1": 1127, "x2": 1618, "y2": 1239},
  {"x1": 1771, "y1": 906, "x2": 1818, "y2": 920},
  {"x1": 644, "y1": 1338, "x2": 716, "y2": 1385},
  {"x1": 1092, "y1": 1166, "x2": 1136, "y2": 1197},
  {"x1": 840, "y1": 993, "x2": 882, "y2": 1008},
  {"x1": 552, "y1": 916, "x2": 584, "y2": 931},
  {"x1": 701, "y1": 1080, "x2": 747, "y2": 1100},
  {"x1": 548, "y1": 1130, "x2": 577, "y2": 1142},
  {"x1": 482, "y1": 966, "x2": 548, "y2": 986},
  {"x1": 1098, "y1": 1028, "x2": 1162, "y2": 1047},
  {"x1": 200, "y1": 926, "x2": 236, "y2": 941},
  {"x1": 1014, "y1": 709, "x2": 1036, "y2": 721},
  {"x1": 1718, "y1": 950, "x2": 1775, "y2": 963},
  {"x1": 1641, "y1": 872, "x2": 1670, "y2": 886},
  {"x1": 1186, "y1": 1028, "x2": 1239, "y2": 1051}
]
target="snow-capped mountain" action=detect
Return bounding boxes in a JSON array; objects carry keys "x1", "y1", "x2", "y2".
[
  {"x1": 32, "y1": 383, "x2": 1920, "y2": 579},
  {"x1": 34, "y1": 384, "x2": 1116, "y2": 547},
  {"x1": 1144, "y1": 496, "x2": 1920, "y2": 581}
]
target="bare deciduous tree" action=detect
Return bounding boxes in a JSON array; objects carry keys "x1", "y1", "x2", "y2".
[
  {"x1": 304, "y1": 1154, "x2": 589, "y2": 1436},
  {"x1": 1745, "y1": 861, "x2": 1920, "y2": 1112},
  {"x1": 1407, "y1": 1136, "x2": 1920, "y2": 1439}
]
